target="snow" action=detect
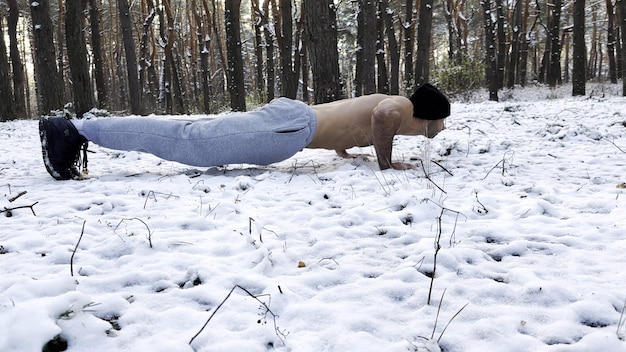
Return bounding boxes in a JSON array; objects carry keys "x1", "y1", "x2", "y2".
[{"x1": 1, "y1": 84, "x2": 626, "y2": 352}]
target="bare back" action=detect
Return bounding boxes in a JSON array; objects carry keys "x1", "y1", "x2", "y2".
[
  {"x1": 306, "y1": 94, "x2": 445, "y2": 170},
  {"x1": 306, "y1": 94, "x2": 404, "y2": 150}
]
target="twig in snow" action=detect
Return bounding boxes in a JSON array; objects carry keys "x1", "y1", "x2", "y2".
[
  {"x1": 618, "y1": 300, "x2": 626, "y2": 340},
  {"x1": 603, "y1": 137, "x2": 625, "y2": 153},
  {"x1": 472, "y1": 190, "x2": 488, "y2": 215},
  {"x1": 71, "y1": 221, "x2": 86, "y2": 277},
  {"x1": 1, "y1": 202, "x2": 38, "y2": 217},
  {"x1": 189, "y1": 285, "x2": 286, "y2": 346},
  {"x1": 420, "y1": 200, "x2": 465, "y2": 304},
  {"x1": 430, "y1": 160, "x2": 453, "y2": 176},
  {"x1": 8, "y1": 191, "x2": 27, "y2": 202},
  {"x1": 429, "y1": 289, "x2": 469, "y2": 344},
  {"x1": 141, "y1": 190, "x2": 179, "y2": 209},
  {"x1": 114, "y1": 218, "x2": 153, "y2": 248},
  {"x1": 420, "y1": 160, "x2": 446, "y2": 194},
  {"x1": 482, "y1": 150, "x2": 515, "y2": 180},
  {"x1": 287, "y1": 159, "x2": 320, "y2": 183},
  {"x1": 427, "y1": 208, "x2": 445, "y2": 305}
]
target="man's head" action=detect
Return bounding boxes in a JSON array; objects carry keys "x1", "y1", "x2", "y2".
[{"x1": 409, "y1": 84, "x2": 450, "y2": 120}]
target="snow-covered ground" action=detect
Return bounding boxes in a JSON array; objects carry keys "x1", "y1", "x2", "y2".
[{"x1": 1, "y1": 84, "x2": 626, "y2": 352}]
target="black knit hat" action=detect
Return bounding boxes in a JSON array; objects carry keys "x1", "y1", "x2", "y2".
[{"x1": 409, "y1": 83, "x2": 450, "y2": 120}]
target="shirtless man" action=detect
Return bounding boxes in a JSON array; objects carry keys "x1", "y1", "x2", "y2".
[{"x1": 39, "y1": 83, "x2": 449, "y2": 180}]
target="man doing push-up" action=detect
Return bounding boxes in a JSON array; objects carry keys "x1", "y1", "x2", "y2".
[{"x1": 39, "y1": 83, "x2": 450, "y2": 180}]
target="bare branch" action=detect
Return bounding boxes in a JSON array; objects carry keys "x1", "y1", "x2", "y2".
[{"x1": 71, "y1": 221, "x2": 87, "y2": 277}]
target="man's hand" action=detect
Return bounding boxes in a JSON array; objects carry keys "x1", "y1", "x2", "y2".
[
  {"x1": 389, "y1": 162, "x2": 417, "y2": 170},
  {"x1": 379, "y1": 162, "x2": 417, "y2": 170},
  {"x1": 336, "y1": 150, "x2": 372, "y2": 159}
]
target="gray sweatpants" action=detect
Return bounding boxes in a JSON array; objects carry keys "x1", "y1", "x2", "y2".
[{"x1": 81, "y1": 98, "x2": 317, "y2": 167}]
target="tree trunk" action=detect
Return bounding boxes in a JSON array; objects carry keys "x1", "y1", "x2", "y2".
[
  {"x1": 251, "y1": 0, "x2": 265, "y2": 96},
  {"x1": 66, "y1": 0, "x2": 95, "y2": 117},
  {"x1": 299, "y1": 0, "x2": 310, "y2": 103},
  {"x1": 0, "y1": 17, "x2": 16, "y2": 121},
  {"x1": 7, "y1": 0, "x2": 26, "y2": 118},
  {"x1": 356, "y1": 0, "x2": 377, "y2": 95},
  {"x1": 403, "y1": 0, "x2": 415, "y2": 90},
  {"x1": 415, "y1": 0, "x2": 435, "y2": 85},
  {"x1": 139, "y1": 0, "x2": 159, "y2": 111},
  {"x1": 518, "y1": 0, "x2": 532, "y2": 86},
  {"x1": 303, "y1": 0, "x2": 342, "y2": 103},
  {"x1": 547, "y1": 0, "x2": 562, "y2": 87},
  {"x1": 262, "y1": 0, "x2": 276, "y2": 101},
  {"x1": 118, "y1": 0, "x2": 143, "y2": 115},
  {"x1": 495, "y1": 0, "x2": 506, "y2": 88},
  {"x1": 376, "y1": 6, "x2": 389, "y2": 94},
  {"x1": 162, "y1": 0, "x2": 186, "y2": 114},
  {"x1": 572, "y1": 0, "x2": 585, "y2": 95},
  {"x1": 587, "y1": 6, "x2": 597, "y2": 80},
  {"x1": 482, "y1": 0, "x2": 499, "y2": 101},
  {"x1": 57, "y1": 0, "x2": 68, "y2": 103},
  {"x1": 225, "y1": 0, "x2": 246, "y2": 111},
  {"x1": 618, "y1": 0, "x2": 626, "y2": 94},
  {"x1": 89, "y1": 0, "x2": 109, "y2": 109},
  {"x1": 507, "y1": 0, "x2": 523, "y2": 88},
  {"x1": 606, "y1": 0, "x2": 618, "y2": 83},
  {"x1": 278, "y1": 0, "x2": 298, "y2": 98},
  {"x1": 30, "y1": 0, "x2": 64, "y2": 115},
  {"x1": 444, "y1": 0, "x2": 455, "y2": 62},
  {"x1": 192, "y1": 0, "x2": 212, "y2": 113},
  {"x1": 381, "y1": 0, "x2": 400, "y2": 94}
]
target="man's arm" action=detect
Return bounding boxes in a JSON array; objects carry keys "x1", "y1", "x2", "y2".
[{"x1": 371, "y1": 99, "x2": 416, "y2": 170}]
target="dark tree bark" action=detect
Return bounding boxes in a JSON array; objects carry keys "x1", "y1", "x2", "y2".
[
  {"x1": 618, "y1": 0, "x2": 626, "y2": 95},
  {"x1": 89, "y1": 0, "x2": 109, "y2": 109},
  {"x1": 507, "y1": 0, "x2": 523, "y2": 88},
  {"x1": 118, "y1": 0, "x2": 143, "y2": 115},
  {"x1": 403, "y1": 0, "x2": 415, "y2": 89},
  {"x1": 572, "y1": 0, "x2": 586, "y2": 96},
  {"x1": 547, "y1": 0, "x2": 562, "y2": 87},
  {"x1": 251, "y1": 0, "x2": 265, "y2": 96},
  {"x1": 7, "y1": 0, "x2": 26, "y2": 118},
  {"x1": 495, "y1": 0, "x2": 506, "y2": 88},
  {"x1": 538, "y1": 1, "x2": 550, "y2": 84},
  {"x1": 66, "y1": 0, "x2": 95, "y2": 118},
  {"x1": 162, "y1": 0, "x2": 186, "y2": 114},
  {"x1": 57, "y1": 0, "x2": 67, "y2": 102},
  {"x1": 192, "y1": 0, "x2": 212, "y2": 113},
  {"x1": 277, "y1": 0, "x2": 299, "y2": 98},
  {"x1": 415, "y1": 0, "x2": 435, "y2": 85},
  {"x1": 606, "y1": 0, "x2": 617, "y2": 84},
  {"x1": 481, "y1": 0, "x2": 499, "y2": 101},
  {"x1": 518, "y1": 0, "x2": 533, "y2": 86},
  {"x1": 262, "y1": 0, "x2": 276, "y2": 101},
  {"x1": 225, "y1": 0, "x2": 247, "y2": 111},
  {"x1": 139, "y1": 0, "x2": 159, "y2": 111},
  {"x1": 30, "y1": 0, "x2": 64, "y2": 115},
  {"x1": 380, "y1": 0, "x2": 400, "y2": 94},
  {"x1": 303, "y1": 0, "x2": 342, "y2": 103},
  {"x1": 376, "y1": 7, "x2": 389, "y2": 95},
  {"x1": 299, "y1": 0, "x2": 310, "y2": 103},
  {"x1": 0, "y1": 17, "x2": 16, "y2": 121},
  {"x1": 443, "y1": 0, "x2": 457, "y2": 62},
  {"x1": 355, "y1": 0, "x2": 377, "y2": 95}
]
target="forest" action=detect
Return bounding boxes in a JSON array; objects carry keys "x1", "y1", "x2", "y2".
[{"x1": 0, "y1": 0, "x2": 625, "y2": 121}]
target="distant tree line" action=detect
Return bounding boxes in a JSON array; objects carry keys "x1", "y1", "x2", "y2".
[{"x1": 0, "y1": 0, "x2": 625, "y2": 121}]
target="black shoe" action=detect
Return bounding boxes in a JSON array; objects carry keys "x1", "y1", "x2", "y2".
[{"x1": 39, "y1": 116, "x2": 89, "y2": 180}]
